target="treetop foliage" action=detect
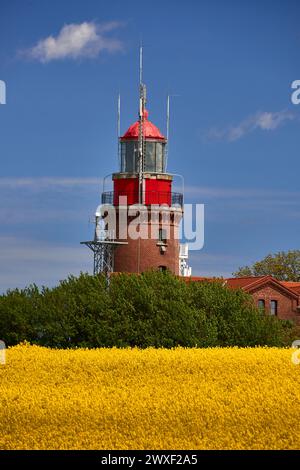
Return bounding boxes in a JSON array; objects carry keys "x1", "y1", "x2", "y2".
[
  {"x1": 233, "y1": 250, "x2": 300, "y2": 282},
  {"x1": 0, "y1": 271, "x2": 290, "y2": 348}
]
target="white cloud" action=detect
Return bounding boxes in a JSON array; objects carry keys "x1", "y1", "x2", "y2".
[
  {"x1": 0, "y1": 177, "x2": 104, "y2": 225},
  {"x1": 0, "y1": 236, "x2": 91, "y2": 293},
  {"x1": 0, "y1": 177, "x2": 102, "y2": 189},
  {"x1": 184, "y1": 185, "x2": 300, "y2": 224},
  {"x1": 23, "y1": 21, "x2": 123, "y2": 62},
  {"x1": 184, "y1": 185, "x2": 300, "y2": 200},
  {"x1": 189, "y1": 251, "x2": 245, "y2": 278},
  {"x1": 207, "y1": 110, "x2": 295, "y2": 142}
]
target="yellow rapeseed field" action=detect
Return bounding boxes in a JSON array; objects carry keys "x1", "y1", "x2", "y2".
[{"x1": 0, "y1": 344, "x2": 300, "y2": 450}]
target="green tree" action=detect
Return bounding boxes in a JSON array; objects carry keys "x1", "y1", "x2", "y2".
[
  {"x1": 0, "y1": 285, "x2": 39, "y2": 345},
  {"x1": 36, "y1": 273, "x2": 111, "y2": 348},
  {"x1": 188, "y1": 280, "x2": 283, "y2": 347},
  {"x1": 0, "y1": 270, "x2": 288, "y2": 348},
  {"x1": 233, "y1": 250, "x2": 300, "y2": 281},
  {"x1": 108, "y1": 271, "x2": 209, "y2": 348}
]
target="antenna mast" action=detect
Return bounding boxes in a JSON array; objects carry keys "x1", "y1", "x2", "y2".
[
  {"x1": 138, "y1": 46, "x2": 146, "y2": 204},
  {"x1": 139, "y1": 45, "x2": 143, "y2": 85},
  {"x1": 165, "y1": 94, "x2": 170, "y2": 171},
  {"x1": 117, "y1": 93, "x2": 121, "y2": 168}
]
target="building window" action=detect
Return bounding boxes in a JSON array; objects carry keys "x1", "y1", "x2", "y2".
[
  {"x1": 158, "y1": 265, "x2": 167, "y2": 272},
  {"x1": 270, "y1": 300, "x2": 278, "y2": 316},
  {"x1": 258, "y1": 299, "x2": 265, "y2": 310},
  {"x1": 159, "y1": 228, "x2": 167, "y2": 243}
]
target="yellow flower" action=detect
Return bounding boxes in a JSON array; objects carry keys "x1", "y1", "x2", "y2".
[{"x1": 0, "y1": 345, "x2": 299, "y2": 450}]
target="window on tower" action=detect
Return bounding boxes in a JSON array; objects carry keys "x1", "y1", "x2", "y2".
[
  {"x1": 159, "y1": 228, "x2": 167, "y2": 243},
  {"x1": 158, "y1": 265, "x2": 167, "y2": 272}
]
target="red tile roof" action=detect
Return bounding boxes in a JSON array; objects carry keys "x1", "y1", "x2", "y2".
[
  {"x1": 187, "y1": 275, "x2": 300, "y2": 300},
  {"x1": 281, "y1": 282, "x2": 300, "y2": 294},
  {"x1": 224, "y1": 277, "x2": 266, "y2": 289}
]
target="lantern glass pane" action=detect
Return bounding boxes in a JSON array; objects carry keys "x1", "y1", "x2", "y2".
[{"x1": 145, "y1": 142, "x2": 156, "y2": 172}]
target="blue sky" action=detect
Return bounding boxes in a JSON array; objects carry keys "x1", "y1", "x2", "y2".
[{"x1": 0, "y1": 0, "x2": 299, "y2": 292}]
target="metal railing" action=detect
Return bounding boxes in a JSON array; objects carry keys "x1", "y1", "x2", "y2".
[
  {"x1": 101, "y1": 192, "x2": 113, "y2": 204},
  {"x1": 101, "y1": 191, "x2": 183, "y2": 207}
]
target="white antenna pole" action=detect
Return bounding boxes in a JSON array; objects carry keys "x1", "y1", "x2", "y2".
[
  {"x1": 117, "y1": 93, "x2": 121, "y2": 168},
  {"x1": 165, "y1": 94, "x2": 170, "y2": 171},
  {"x1": 138, "y1": 45, "x2": 145, "y2": 205},
  {"x1": 166, "y1": 94, "x2": 170, "y2": 141},
  {"x1": 139, "y1": 45, "x2": 143, "y2": 86},
  {"x1": 118, "y1": 93, "x2": 121, "y2": 137}
]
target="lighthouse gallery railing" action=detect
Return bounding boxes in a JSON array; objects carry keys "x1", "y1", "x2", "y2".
[{"x1": 101, "y1": 191, "x2": 183, "y2": 207}]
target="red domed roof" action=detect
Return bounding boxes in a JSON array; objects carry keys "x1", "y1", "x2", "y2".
[{"x1": 121, "y1": 110, "x2": 166, "y2": 141}]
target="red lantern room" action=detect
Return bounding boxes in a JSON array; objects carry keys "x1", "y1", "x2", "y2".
[{"x1": 107, "y1": 109, "x2": 177, "y2": 207}]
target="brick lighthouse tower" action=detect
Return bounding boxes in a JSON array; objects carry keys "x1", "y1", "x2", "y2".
[{"x1": 82, "y1": 50, "x2": 191, "y2": 277}]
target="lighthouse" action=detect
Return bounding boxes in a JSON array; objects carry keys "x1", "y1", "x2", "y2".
[{"x1": 82, "y1": 50, "x2": 191, "y2": 277}]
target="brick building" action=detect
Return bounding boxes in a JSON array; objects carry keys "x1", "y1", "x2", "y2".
[{"x1": 190, "y1": 276, "x2": 300, "y2": 324}]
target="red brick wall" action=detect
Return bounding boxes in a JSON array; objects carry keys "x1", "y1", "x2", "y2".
[
  {"x1": 114, "y1": 236, "x2": 180, "y2": 274},
  {"x1": 113, "y1": 207, "x2": 182, "y2": 275},
  {"x1": 250, "y1": 284, "x2": 300, "y2": 324}
]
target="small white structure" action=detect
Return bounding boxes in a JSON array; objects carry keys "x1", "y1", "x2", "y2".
[{"x1": 179, "y1": 243, "x2": 192, "y2": 277}]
